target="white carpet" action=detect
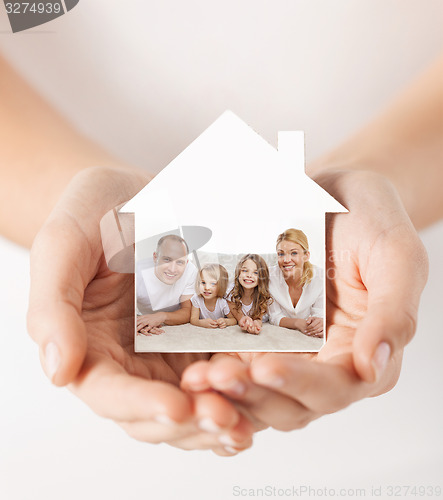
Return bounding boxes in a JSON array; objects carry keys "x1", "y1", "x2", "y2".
[{"x1": 135, "y1": 322, "x2": 324, "y2": 352}]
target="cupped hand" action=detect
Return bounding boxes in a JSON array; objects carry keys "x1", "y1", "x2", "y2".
[
  {"x1": 182, "y1": 170, "x2": 428, "y2": 432},
  {"x1": 26, "y1": 166, "x2": 253, "y2": 454}
]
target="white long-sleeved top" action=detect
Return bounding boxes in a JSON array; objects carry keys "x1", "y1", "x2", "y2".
[{"x1": 268, "y1": 264, "x2": 324, "y2": 326}]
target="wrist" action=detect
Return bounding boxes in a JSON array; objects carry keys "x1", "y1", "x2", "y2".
[{"x1": 307, "y1": 154, "x2": 419, "y2": 229}]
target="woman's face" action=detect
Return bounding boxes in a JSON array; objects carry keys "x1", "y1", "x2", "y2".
[
  {"x1": 238, "y1": 259, "x2": 259, "y2": 289},
  {"x1": 277, "y1": 240, "x2": 309, "y2": 280}
]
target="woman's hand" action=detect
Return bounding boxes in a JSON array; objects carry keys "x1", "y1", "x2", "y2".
[
  {"x1": 182, "y1": 170, "x2": 428, "y2": 432},
  {"x1": 26, "y1": 166, "x2": 253, "y2": 454},
  {"x1": 304, "y1": 317, "x2": 323, "y2": 337}
]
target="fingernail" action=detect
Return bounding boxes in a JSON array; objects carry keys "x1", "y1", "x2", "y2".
[
  {"x1": 372, "y1": 342, "x2": 391, "y2": 381},
  {"x1": 199, "y1": 417, "x2": 222, "y2": 433},
  {"x1": 155, "y1": 415, "x2": 176, "y2": 426},
  {"x1": 217, "y1": 380, "x2": 246, "y2": 396},
  {"x1": 44, "y1": 342, "x2": 60, "y2": 382},
  {"x1": 228, "y1": 381, "x2": 246, "y2": 396},
  {"x1": 268, "y1": 377, "x2": 285, "y2": 388},
  {"x1": 219, "y1": 435, "x2": 238, "y2": 447},
  {"x1": 224, "y1": 446, "x2": 239, "y2": 455},
  {"x1": 255, "y1": 373, "x2": 284, "y2": 388}
]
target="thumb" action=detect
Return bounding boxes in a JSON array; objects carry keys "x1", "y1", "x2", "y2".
[
  {"x1": 27, "y1": 221, "x2": 94, "y2": 386},
  {"x1": 353, "y1": 224, "x2": 428, "y2": 384}
]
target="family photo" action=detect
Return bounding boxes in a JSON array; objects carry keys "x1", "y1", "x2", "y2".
[{"x1": 135, "y1": 228, "x2": 325, "y2": 352}]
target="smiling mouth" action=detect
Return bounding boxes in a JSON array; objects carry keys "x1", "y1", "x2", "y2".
[
  {"x1": 243, "y1": 279, "x2": 255, "y2": 284},
  {"x1": 164, "y1": 272, "x2": 177, "y2": 278}
]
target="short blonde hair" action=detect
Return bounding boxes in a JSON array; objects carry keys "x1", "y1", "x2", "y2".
[
  {"x1": 276, "y1": 228, "x2": 313, "y2": 287},
  {"x1": 195, "y1": 264, "x2": 229, "y2": 298}
]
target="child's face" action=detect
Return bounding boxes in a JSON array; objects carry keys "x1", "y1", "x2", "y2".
[
  {"x1": 277, "y1": 240, "x2": 309, "y2": 279},
  {"x1": 238, "y1": 259, "x2": 259, "y2": 289},
  {"x1": 199, "y1": 270, "x2": 218, "y2": 299}
]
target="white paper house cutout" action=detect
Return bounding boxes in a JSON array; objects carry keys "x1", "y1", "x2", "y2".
[{"x1": 121, "y1": 110, "x2": 347, "y2": 264}]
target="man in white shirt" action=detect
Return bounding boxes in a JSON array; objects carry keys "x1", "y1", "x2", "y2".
[{"x1": 136, "y1": 235, "x2": 197, "y2": 334}]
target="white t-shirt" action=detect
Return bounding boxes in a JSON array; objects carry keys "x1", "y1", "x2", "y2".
[
  {"x1": 191, "y1": 294, "x2": 230, "y2": 320},
  {"x1": 136, "y1": 257, "x2": 197, "y2": 314},
  {"x1": 268, "y1": 264, "x2": 324, "y2": 325}
]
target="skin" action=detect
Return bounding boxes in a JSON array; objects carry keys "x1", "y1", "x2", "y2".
[
  {"x1": 0, "y1": 54, "x2": 441, "y2": 452},
  {"x1": 276, "y1": 240, "x2": 324, "y2": 337},
  {"x1": 182, "y1": 170, "x2": 428, "y2": 431},
  {"x1": 181, "y1": 56, "x2": 443, "y2": 432},
  {"x1": 27, "y1": 167, "x2": 254, "y2": 455}
]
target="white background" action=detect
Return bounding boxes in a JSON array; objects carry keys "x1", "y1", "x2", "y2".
[{"x1": 0, "y1": 1, "x2": 442, "y2": 499}]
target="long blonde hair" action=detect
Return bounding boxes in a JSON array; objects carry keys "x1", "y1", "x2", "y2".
[
  {"x1": 276, "y1": 229, "x2": 313, "y2": 287},
  {"x1": 230, "y1": 254, "x2": 273, "y2": 320}
]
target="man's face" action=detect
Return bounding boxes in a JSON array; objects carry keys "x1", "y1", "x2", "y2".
[{"x1": 153, "y1": 240, "x2": 188, "y2": 285}]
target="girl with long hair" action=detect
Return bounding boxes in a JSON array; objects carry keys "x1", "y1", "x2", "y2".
[{"x1": 228, "y1": 254, "x2": 273, "y2": 335}]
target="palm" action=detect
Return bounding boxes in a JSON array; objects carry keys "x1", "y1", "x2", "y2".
[
  {"x1": 29, "y1": 168, "x2": 253, "y2": 452},
  {"x1": 185, "y1": 170, "x2": 425, "y2": 431},
  {"x1": 81, "y1": 257, "x2": 205, "y2": 384}
]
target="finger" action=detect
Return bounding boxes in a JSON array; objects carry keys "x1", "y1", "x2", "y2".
[
  {"x1": 27, "y1": 221, "x2": 95, "y2": 386},
  {"x1": 193, "y1": 391, "x2": 246, "y2": 432},
  {"x1": 305, "y1": 326, "x2": 323, "y2": 336},
  {"x1": 181, "y1": 360, "x2": 212, "y2": 392},
  {"x1": 69, "y1": 353, "x2": 193, "y2": 423},
  {"x1": 150, "y1": 327, "x2": 164, "y2": 335},
  {"x1": 170, "y1": 414, "x2": 254, "y2": 453},
  {"x1": 206, "y1": 355, "x2": 316, "y2": 431},
  {"x1": 250, "y1": 354, "x2": 371, "y2": 414},
  {"x1": 354, "y1": 229, "x2": 428, "y2": 383},
  {"x1": 138, "y1": 329, "x2": 152, "y2": 336}
]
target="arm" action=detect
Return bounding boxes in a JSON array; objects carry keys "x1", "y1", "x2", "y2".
[
  {"x1": 267, "y1": 298, "x2": 285, "y2": 326},
  {"x1": 279, "y1": 317, "x2": 307, "y2": 332},
  {"x1": 227, "y1": 301, "x2": 244, "y2": 323},
  {"x1": 190, "y1": 305, "x2": 218, "y2": 329},
  {"x1": 1, "y1": 57, "x2": 253, "y2": 454},
  {"x1": 164, "y1": 297, "x2": 192, "y2": 325},
  {"x1": 223, "y1": 312, "x2": 238, "y2": 327},
  {"x1": 0, "y1": 55, "x2": 140, "y2": 246},
  {"x1": 309, "y1": 54, "x2": 443, "y2": 229},
  {"x1": 183, "y1": 55, "x2": 437, "y2": 433}
]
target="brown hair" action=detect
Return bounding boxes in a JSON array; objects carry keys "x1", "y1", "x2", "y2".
[
  {"x1": 156, "y1": 234, "x2": 189, "y2": 255},
  {"x1": 230, "y1": 254, "x2": 273, "y2": 320},
  {"x1": 195, "y1": 264, "x2": 229, "y2": 298},
  {"x1": 276, "y1": 228, "x2": 313, "y2": 287}
]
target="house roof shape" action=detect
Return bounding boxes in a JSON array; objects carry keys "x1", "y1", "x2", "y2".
[{"x1": 121, "y1": 110, "x2": 347, "y2": 254}]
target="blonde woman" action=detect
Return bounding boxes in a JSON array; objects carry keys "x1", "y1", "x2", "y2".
[{"x1": 268, "y1": 229, "x2": 324, "y2": 337}]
